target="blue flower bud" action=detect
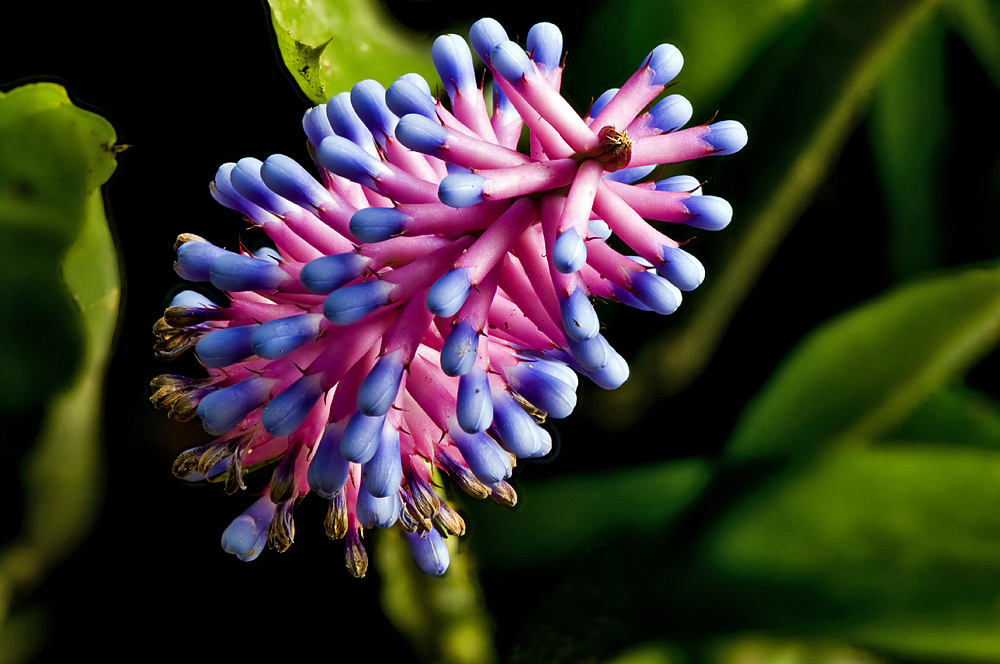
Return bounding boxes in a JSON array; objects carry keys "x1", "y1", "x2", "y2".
[
  {"x1": 340, "y1": 410, "x2": 387, "y2": 463},
  {"x1": 299, "y1": 252, "x2": 369, "y2": 295},
  {"x1": 457, "y1": 365, "x2": 493, "y2": 433},
  {"x1": 568, "y1": 334, "x2": 609, "y2": 371},
  {"x1": 449, "y1": 429, "x2": 511, "y2": 488},
  {"x1": 432, "y1": 34, "x2": 476, "y2": 97},
  {"x1": 649, "y1": 94, "x2": 693, "y2": 133},
  {"x1": 357, "y1": 349, "x2": 405, "y2": 416},
  {"x1": 493, "y1": 85, "x2": 517, "y2": 117},
  {"x1": 527, "y1": 22, "x2": 562, "y2": 73},
  {"x1": 438, "y1": 173, "x2": 485, "y2": 208},
  {"x1": 209, "y1": 253, "x2": 287, "y2": 292},
  {"x1": 646, "y1": 44, "x2": 683, "y2": 85},
  {"x1": 427, "y1": 268, "x2": 472, "y2": 317},
  {"x1": 440, "y1": 320, "x2": 479, "y2": 377},
  {"x1": 632, "y1": 269, "x2": 682, "y2": 315},
  {"x1": 302, "y1": 104, "x2": 335, "y2": 147},
  {"x1": 469, "y1": 18, "x2": 508, "y2": 63},
  {"x1": 704, "y1": 120, "x2": 748, "y2": 155},
  {"x1": 326, "y1": 92, "x2": 376, "y2": 150},
  {"x1": 260, "y1": 154, "x2": 330, "y2": 210},
  {"x1": 655, "y1": 175, "x2": 701, "y2": 194},
  {"x1": 396, "y1": 114, "x2": 451, "y2": 158},
  {"x1": 322, "y1": 279, "x2": 394, "y2": 326},
  {"x1": 362, "y1": 424, "x2": 403, "y2": 497},
  {"x1": 588, "y1": 217, "x2": 612, "y2": 241},
  {"x1": 603, "y1": 164, "x2": 655, "y2": 184},
  {"x1": 657, "y1": 246, "x2": 705, "y2": 291},
  {"x1": 350, "y1": 207, "x2": 408, "y2": 243},
  {"x1": 231, "y1": 158, "x2": 294, "y2": 215},
  {"x1": 560, "y1": 287, "x2": 600, "y2": 342},
  {"x1": 490, "y1": 390, "x2": 542, "y2": 458},
  {"x1": 683, "y1": 195, "x2": 732, "y2": 231},
  {"x1": 262, "y1": 372, "x2": 325, "y2": 436},
  {"x1": 221, "y1": 496, "x2": 275, "y2": 562},
  {"x1": 553, "y1": 228, "x2": 587, "y2": 274},
  {"x1": 356, "y1": 483, "x2": 400, "y2": 529},
  {"x1": 195, "y1": 325, "x2": 257, "y2": 368},
  {"x1": 251, "y1": 313, "x2": 323, "y2": 360},
  {"x1": 169, "y1": 289, "x2": 217, "y2": 308},
  {"x1": 581, "y1": 340, "x2": 630, "y2": 390},
  {"x1": 316, "y1": 135, "x2": 390, "y2": 185},
  {"x1": 197, "y1": 376, "x2": 272, "y2": 436},
  {"x1": 590, "y1": 88, "x2": 618, "y2": 118},
  {"x1": 175, "y1": 239, "x2": 227, "y2": 282},
  {"x1": 351, "y1": 79, "x2": 398, "y2": 143},
  {"x1": 406, "y1": 529, "x2": 450, "y2": 575},
  {"x1": 386, "y1": 76, "x2": 437, "y2": 119},
  {"x1": 490, "y1": 41, "x2": 532, "y2": 84},
  {"x1": 533, "y1": 426, "x2": 553, "y2": 457},
  {"x1": 307, "y1": 421, "x2": 350, "y2": 498},
  {"x1": 506, "y1": 360, "x2": 577, "y2": 419}
]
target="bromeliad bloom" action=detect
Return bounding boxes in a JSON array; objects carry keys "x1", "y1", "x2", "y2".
[{"x1": 151, "y1": 18, "x2": 746, "y2": 577}]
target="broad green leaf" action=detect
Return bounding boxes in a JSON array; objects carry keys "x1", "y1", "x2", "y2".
[
  {"x1": 697, "y1": 447, "x2": 1000, "y2": 661},
  {"x1": 600, "y1": 641, "x2": 681, "y2": 664},
  {"x1": 886, "y1": 384, "x2": 1000, "y2": 449},
  {"x1": 597, "y1": 0, "x2": 943, "y2": 428},
  {"x1": 726, "y1": 265, "x2": 1000, "y2": 460},
  {"x1": 376, "y1": 530, "x2": 497, "y2": 664},
  {"x1": 0, "y1": 83, "x2": 119, "y2": 654},
  {"x1": 267, "y1": 0, "x2": 437, "y2": 104},
  {"x1": 710, "y1": 636, "x2": 884, "y2": 664},
  {"x1": 944, "y1": 0, "x2": 1000, "y2": 90},
  {"x1": 469, "y1": 459, "x2": 712, "y2": 570},
  {"x1": 869, "y1": 12, "x2": 947, "y2": 278}
]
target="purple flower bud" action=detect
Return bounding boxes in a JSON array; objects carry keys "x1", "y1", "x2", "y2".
[
  {"x1": 427, "y1": 268, "x2": 472, "y2": 317},
  {"x1": 197, "y1": 376, "x2": 273, "y2": 436},
  {"x1": 580, "y1": 340, "x2": 630, "y2": 390},
  {"x1": 175, "y1": 238, "x2": 227, "y2": 282},
  {"x1": 195, "y1": 325, "x2": 256, "y2": 368},
  {"x1": 209, "y1": 253, "x2": 287, "y2": 292},
  {"x1": 527, "y1": 22, "x2": 563, "y2": 73},
  {"x1": 303, "y1": 104, "x2": 335, "y2": 147},
  {"x1": 260, "y1": 154, "x2": 332, "y2": 210},
  {"x1": 590, "y1": 88, "x2": 618, "y2": 119},
  {"x1": 406, "y1": 529, "x2": 450, "y2": 575},
  {"x1": 683, "y1": 195, "x2": 733, "y2": 231},
  {"x1": 221, "y1": 496, "x2": 276, "y2": 562},
  {"x1": 506, "y1": 359, "x2": 577, "y2": 419},
  {"x1": 307, "y1": 421, "x2": 350, "y2": 498},
  {"x1": 300, "y1": 252, "x2": 369, "y2": 295},
  {"x1": 323, "y1": 279, "x2": 394, "y2": 325},
  {"x1": 362, "y1": 424, "x2": 403, "y2": 497},
  {"x1": 317, "y1": 135, "x2": 390, "y2": 186},
  {"x1": 449, "y1": 429, "x2": 511, "y2": 488},
  {"x1": 490, "y1": 389, "x2": 543, "y2": 458},
  {"x1": 568, "y1": 334, "x2": 609, "y2": 371},
  {"x1": 704, "y1": 120, "x2": 748, "y2": 155},
  {"x1": 326, "y1": 92, "x2": 376, "y2": 151},
  {"x1": 340, "y1": 410, "x2": 387, "y2": 463},
  {"x1": 440, "y1": 320, "x2": 479, "y2": 377},
  {"x1": 356, "y1": 483, "x2": 400, "y2": 529},
  {"x1": 251, "y1": 313, "x2": 324, "y2": 359},
  {"x1": 469, "y1": 18, "x2": 508, "y2": 63},
  {"x1": 603, "y1": 164, "x2": 656, "y2": 184},
  {"x1": 560, "y1": 287, "x2": 600, "y2": 342},
  {"x1": 490, "y1": 41, "x2": 533, "y2": 84},
  {"x1": 385, "y1": 75, "x2": 437, "y2": 119},
  {"x1": 438, "y1": 172, "x2": 486, "y2": 208},
  {"x1": 351, "y1": 79, "x2": 398, "y2": 144},
  {"x1": 656, "y1": 175, "x2": 702, "y2": 194},
  {"x1": 432, "y1": 34, "x2": 476, "y2": 97},
  {"x1": 231, "y1": 157, "x2": 296, "y2": 215},
  {"x1": 632, "y1": 269, "x2": 682, "y2": 315},
  {"x1": 395, "y1": 113, "x2": 449, "y2": 155},
  {"x1": 553, "y1": 228, "x2": 587, "y2": 274},
  {"x1": 649, "y1": 94, "x2": 693, "y2": 133},
  {"x1": 357, "y1": 349, "x2": 405, "y2": 416},
  {"x1": 349, "y1": 207, "x2": 409, "y2": 243},
  {"x1": 457, "y1": 365, "x2": 493, "y2": 433},
  {"x1": 262, "y1": 372, "x2": 325, "y2": 436},
  {"x1": 646, "y1": 44, "x2": 683, "y2": 85},
  {"x1": 657, "y1": 246, "x2": 705, "y2": 291}
]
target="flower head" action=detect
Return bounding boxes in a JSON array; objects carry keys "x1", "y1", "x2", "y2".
[{"x1": 151, "y1": 17, "x2": 746, "y2": 576}]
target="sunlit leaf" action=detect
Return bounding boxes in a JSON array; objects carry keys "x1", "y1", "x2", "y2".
[
  {"x1": 885, "y1": 384, "x2": 1000, "y2": 449},
  {"x1": 0, "y1": 82, "x2": 119, "y2": 649},
  {"x1": 470, "y1": 459, "x2": 712, "y2": 570},
  {"x1": 726, "y1": 265, "x2": 1000, "y2": 460},
  {"x1": 944, "y1": 0, "x2": 1000, "y2": 90},
  {"x1": 267, "y1": 0, "x2": 437, "y2": 104}
]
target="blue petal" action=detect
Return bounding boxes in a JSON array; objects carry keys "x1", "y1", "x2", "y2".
[
  {"x1": 262, "y1": 373, "x2": 325, "y2": 436},
  {"x1": 221, "y1": 496, "x2": 275, "y2": 562},
  {"x1": 553, "y1": 228, "x2": 587, "y2": 274},
  {"x1": 195, "y1": 325, "x2": 257, "y2": 368},
  {"x1": 440, "y1": 320, "x2": 479, "y2": 377},
  {"x1": 307, "y1": 421, "x2": 350, "y2": 498},
  {"x1": 560, "y1": 287, "x2": 600, "y2": 342},
  {"x1": 427, "y1": 268, "x2": 472, "y2": 317},
  {"x1": 656, "y1": 246, "x2": 705, "y2": 291},
  {"x1": 362, "y1": 425, "x2": 403, "y2": 498},
  {"x1": 457, "y1": 365, "x2": 493, "y2": 433},
  {"x1": 406, "y1": 529, "x2": 450, "y2": 575},
  {"x1": 251, "y1": 313, "x2": 323, "y2": 359},
  {"x1": 438, "y1": 173, "x2": 485, "y2": 208},
  {"x1": 300, "y1": 252, "x2": 369, "y2": 295},
  {"x1": 197, "y1": 376, "x2": 272, "y2": 436},
  {"x1": 323, "y1": 279, "x2": 394, "y2": 325},
  {"x1": 357, "y1": 350, "x2": 405, "y2": 416}
]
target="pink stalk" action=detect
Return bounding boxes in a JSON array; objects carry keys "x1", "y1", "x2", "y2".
[
  {"x1": 627, "y1": 124, "x2": 714, "y2": 168},
  {"x1": 454, "y1": 197, "x2": 540, "y2": 283},
  {"x1": 359, "y1": 235, "x2": 452, "y2": 268},
  {"x1": 372, "y1": 164, "x2": 441, "y2": 204},
  {"x1": 589, "y1": 63, "x2": 663, "y2": 133},
  {"x1": 604, "y1": 180, "x2": 692, "y2": 223},
  {"x1": 479, "y1": 159, "x2": 578, "y2": 200},
  {"x1": 489, "y1": 290, "x2": 561, "y2": 350},
  {"x1": 305, "y1": 309, "x2": 400, "y2": 390},
  {"x1": 492, "y1": 74, "x2": 574, "y2": 159},
  {"x1": 503, "y1": 69, "x2": 600, "y2": 153},
  {"x1": 384, "y1": 235, "x2": 475, "y2": 302},
  {"x1": 451, "y1": 87, "x2": 500, "y2": 144},
  {"x1": 593, "y1": 180, "x2": 680, "y2": 264},
  {"x1": 439, "y1": 126, "x2": 531, "y2": 170},
  {"x1": 381, "y1": 293, "x2": 435, "y2": 359},
  {"x1": 511, "y1": 229, "x2": 564, "y2": 330},
  {"x1": 395, "y1": 200, "x2": 510, "y2": 238},
  {"x1": 328, "y1": 346, "x2": 379, "y2": 422},
  {"x1": 383, "y1": 136, "x2": 443, "y2": 182}
]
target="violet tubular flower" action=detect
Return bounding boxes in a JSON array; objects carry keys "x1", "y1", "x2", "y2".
[{"x1": 151, "y1": 17, "x2": 746, "y2": 578}]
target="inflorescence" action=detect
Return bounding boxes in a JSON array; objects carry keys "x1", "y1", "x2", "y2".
[{"x1": 151, "y1": 18, "x2": 746, "y2": 577}]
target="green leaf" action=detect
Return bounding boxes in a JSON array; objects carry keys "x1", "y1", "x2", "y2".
[
  {"x1": 597, "y1": 0, "x2": 943, "y2": 428},
  {"x1": 697, "y1": 447, "x2": 1000, "y2": 661},
  {"x1": 376, "y1": 530, "x2": 497, "y2": 664},
  {"x1": 869, "y1": 12, "x2": 948, "y2": 278},
  {"x1": 0, "y1": 83, "x2": 119, "y2": 651},
  {"x1": 469, "y1": 459, "x2": 713, "y2": 570},
  {"x1": 944, "y1": 0, "x2": 1000, "y2": 90},
  {"x1": 267, "y1": 0, "x2": 437, "y2": 104},
  {"x1": 726, "y1": 265, "x2": 1000, "y2": 460},
  {"x1": 885, "y1": 384, "x2": 1000, "y2": 449}
]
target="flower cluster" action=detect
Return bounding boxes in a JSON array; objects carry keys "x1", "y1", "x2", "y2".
[{"x1": 151, "y1": 18, "x2": 746, "y2": 577}]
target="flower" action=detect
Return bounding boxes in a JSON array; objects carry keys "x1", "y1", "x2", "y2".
[{"x1": 151, "y1": 17, "x2": 746, "y2": 577}]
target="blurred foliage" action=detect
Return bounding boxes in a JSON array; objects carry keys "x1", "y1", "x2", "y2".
[{"x1": 0, "y1": 83, "x2": 119, "y2": 662}]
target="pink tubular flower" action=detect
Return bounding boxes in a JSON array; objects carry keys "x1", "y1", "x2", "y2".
[{"x1": 150, "y1": 18, "x2": 746, "y2": 577}]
